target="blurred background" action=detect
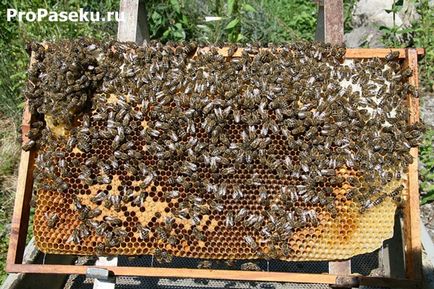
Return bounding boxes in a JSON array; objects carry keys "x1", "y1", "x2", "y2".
[{"x1": 0, "y1": 0, "x2": 433, "y2": 284}]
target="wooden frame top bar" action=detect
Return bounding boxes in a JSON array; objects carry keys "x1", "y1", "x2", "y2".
[
  {"x1": 196, "y1": 47, "x2": 425, "y2": 59},
  {"x1": 345, "y1": 48, "x2": 425, "y2": 59}
]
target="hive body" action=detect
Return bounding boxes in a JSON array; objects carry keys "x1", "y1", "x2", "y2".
[{"x1": 25, "y1": 41, "x2": 422, "y2": 261}]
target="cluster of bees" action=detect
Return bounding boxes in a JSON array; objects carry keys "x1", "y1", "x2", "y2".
[{"x1": 25, "y1": 39, "x2": 423, "y2": 262}]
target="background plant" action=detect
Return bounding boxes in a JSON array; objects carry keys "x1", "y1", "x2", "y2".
[{"x1": 420, "y1": 129, "x2": 434, "y2": 205}]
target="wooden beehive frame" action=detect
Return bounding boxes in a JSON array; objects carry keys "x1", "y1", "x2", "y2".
[{"x1": 6, "y1": 47, "x2": 425, "y2": 288}]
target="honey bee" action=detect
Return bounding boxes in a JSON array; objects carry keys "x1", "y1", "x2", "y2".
[
  {"x1": 231, "y1": 184, "x2": 243, "y2": 200},
  {"x1": 78, "y1": 223, "x2": 91, "y2": 239},
  {"x1": 192, "y1": 227, "x2": 205, "y2": 241},
  {"x1": 224, "y1": 260, "x2": 235, "y2": 267},
  {"x1": 136, "y1": 223, "x2": 150, "y2": 241},
  {"x1": 155, "y1": 226, "x2": 168, "y2": 241},
  {"x1": 163, "y1": 190, "x2": 180, "y2": 199},
  {"x1": 216, "y1": 182, "x2": 227, "y2": 198},
  {"x1": 280, "y1": 242, "x2": 293, "y2": 257},
  {"x1": 72, "y1": 195, "x2": 85, "y2": 211},
  {"x1": 345, "y1": 188, "x2": 359, "y2": 200},
  {"x1": 95, "y1": 243, "x2": 106, "y2": 256},
  {"x1": 113, "y1": 227, "x2": 128, "y2": 239},
  {"x1": 225, "y1": 210, "x2": 234, "y2": 227},
  {"x1": 389, "y1": 184, "x2": 404, "y2": 198},
  {"x1": 104, "y1": 216, "x2": 122, "y2": 227},
  {"x1": 240, "y1": 262, "x2": 261, "y2": 271},
  {"x1": 96, "y1": 175, "x2": 111, "y2": 184},
  {"x1": 166, "y1": 235, "x2": 177, "y2": 246},
  {"x1": 67, "y1": 228, "x2": 81, "y2": 244},
  {"x1": 87, "y1": 208, "x2": 102, "y2": 218},
  {"x1": 90, "y1": 191, "x2": 108, "y2": 203},
  {"x1": 110, "y1": 195, "x2": 122, "y2": 212},
  {"x1": 209, "y1": 200, "x2": 224, "y2": 212},
  {"x1": 401, "y1": 67, "x2": 412, "y2": 78},
  {"x1": 45, "y1": 212, "x2": 59, "y2": 228},
  {"x1": 65, "y1": 137, "x2": 77, "y2": 151},
  {"x1": 154, "y1": 249, "x2": 173, "y2": 263},
  {"x1": 235, "y1": 208, "x2": 248, "y2": 223},
  {"x1": 197, "y1": 260, "x2": 213, "y2": 269},
  {"x1": 22, "y1": 140, "x2": 36, "y2": 151}
]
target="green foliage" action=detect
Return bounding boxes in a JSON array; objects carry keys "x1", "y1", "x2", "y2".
[
  {"x1": 260, "y1": 0, "x2": 317, "y2": 41},
  {"x1": 379, "y1": 0, "x2": 434, "y2": 91},
  {"x1": 378, "y1": 0, "x2": 409, "y2": 47},
  {"x1": 145, "y1": 0, "x2": 320, "y2": 44},
  {"x1": 420, "y1": 129, "x2": 434, "y2": 204},
  {"x1": 146, "y1": 0, "x2": 194, "y2": 41},
  {"x1": 343, "y1": 0, "x2": 357, "y2": 33},
  {"x1": 413, "y1": 0, "x2": 434, "y2": 91}
]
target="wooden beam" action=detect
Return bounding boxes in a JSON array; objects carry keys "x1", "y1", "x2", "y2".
[
  {"x1": 329, "y1": 260, "x2": 353, "y2": 288},
  {"x1": 329, "y1": 260, "x2": 351, "y2": 275},
  {"x1": 315, "y1": 0, "x2": 325, "y2": 42},
  {"x1": 5, "y1": 264, "x2": 421, "y2": 288},
  {"x1": 117, "y1": 0, "x2": 150, "y2": 44},
  {"x1": 194, "y1": 47, "x2": 424, "y2": 59},
  {"x1": 402, "y1": 48, "x2": 422, "y2": 280},
  {"x1": 345, "y1": 48, "x2": 424, "y2": 59},
  {"x1": 324, "y1": 0, "x2": 344, "y2": 44}
]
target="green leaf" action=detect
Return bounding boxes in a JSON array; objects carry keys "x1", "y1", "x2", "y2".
[
  {"x1": 378, "y1": 25, "x2": 391, "y2": 31},
  {"x1": 421, "y1": 192, "x2": 434, "y2": 204},
  {"x1": 225, "y1": 18, "x2": 239, "y2": 30},
  {"x1": 227, "y1": 0, "x2": 235, "y2": 16},
  {"x1": 395, "y1": 0, "x2": 404, "y2": 7},
  {"x1": 181, "y1": 15, "x2": 188, "y2": 25},
  {"x1": 241, "y1": 3, "x2": 256, "y2": 12},
  {"x1": 170, "y1": 0, "x2": 181, "y2": 14},
  {"x1": 236, "y1": 33, "x2": 244, "y2": 41},
  {"x1": 398, "y1": 28, "x2": 414, "y2": 34},
  {"x1": 163, "y1": 29, "x2": 171, "y2": 38},
  {"x1": 151, "y1": 11, "x2": 162, "y2": 25}
]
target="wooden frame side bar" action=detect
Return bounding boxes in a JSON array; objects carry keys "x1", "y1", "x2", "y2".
[
  {"x1": 402, "y1": 48, "x2": 422, "y2": 280},
  {"x1": 6, "y1": 104, "x2": 35, "y2": 267}
]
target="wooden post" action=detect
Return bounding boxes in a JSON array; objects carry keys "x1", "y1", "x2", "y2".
[
  {"x1": 402, "y1": 48, "x2": 422, "y2": 280},
  {"x1": 117, "y1": 0, "x2": 150, "y2": 44},
  {"x1": 329, "y1": 260, "x2": 352, "y2": 288},
  {"x1": 317, "y1": 0, "x2": 349, "y2": 278},
  {"x1": 315, "y1": 0, "x2": 344, "y2": 44}
]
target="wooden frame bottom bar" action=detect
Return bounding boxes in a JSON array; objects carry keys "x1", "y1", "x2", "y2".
[{"x1": 6, "y1": 264, "x2": 421, "y2": 288}]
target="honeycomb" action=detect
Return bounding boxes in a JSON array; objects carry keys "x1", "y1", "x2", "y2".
[{"x1": 24, "y1": 40, "x2": 423, "y2": 262}]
